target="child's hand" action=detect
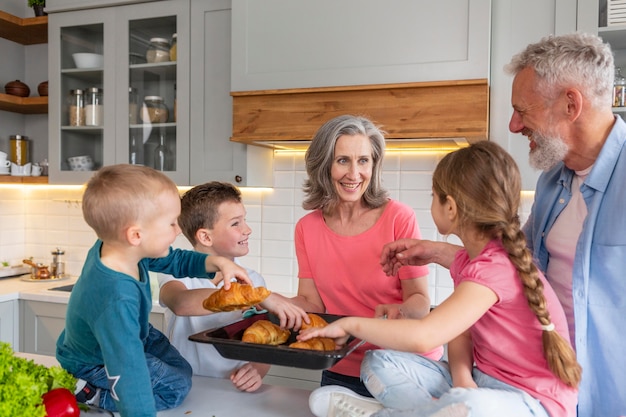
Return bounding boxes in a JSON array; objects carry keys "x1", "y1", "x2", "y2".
[
  {"x1": 260, "y1": 293, "x2": 309, "y2": 330},
  {"x1": 206, "y1": 256, "x2": 252, "y2": 289},
  {"x1": 297, "y1": 318, "x2": 352, "y2": 348},
  {"x1": 230, "y1": 363, "x2": 266, "y2": 392}
]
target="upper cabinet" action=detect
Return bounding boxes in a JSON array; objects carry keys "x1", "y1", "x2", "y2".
[
  {"x1": 231, "y1": 0, "x2": 491, "y2": 91},
  {"x1": 47, "y1": 0, "x2": 190, "y2": 184}
]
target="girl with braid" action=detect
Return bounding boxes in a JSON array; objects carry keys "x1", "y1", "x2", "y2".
[{"x1": 302, "y1": 141, "x2": 580, "y2": 417}]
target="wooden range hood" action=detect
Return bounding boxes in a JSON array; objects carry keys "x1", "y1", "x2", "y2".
[{"x1": 231, "y1": 79, "x2": 489, "y2": 150}]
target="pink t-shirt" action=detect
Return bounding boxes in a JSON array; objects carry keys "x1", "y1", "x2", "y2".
[
  {"x1": 450, "y1": 240, "x2": 578, "y2": 417},
  {"x1": 296, "y1": 199, "x2": 443, "y2": 377}
]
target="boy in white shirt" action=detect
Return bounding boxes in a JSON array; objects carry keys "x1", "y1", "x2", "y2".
[{"x1": 158, "y1": 181, "x2": 308, "y2": 392}]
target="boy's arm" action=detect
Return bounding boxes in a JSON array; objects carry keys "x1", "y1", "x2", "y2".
[{"x1": 159, "y1": 280, "x2": 218, "y2": 316}]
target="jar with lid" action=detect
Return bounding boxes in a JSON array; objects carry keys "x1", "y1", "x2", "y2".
[
  {"x1": 10, "y1": 135, "x2": 29, "y2": 166},
  {"x1": 85, "y1": 87, "x2": 103, "y2": 126},
  {"x1": 146, "y1": 37, "x2": 170, "y2": 63},
  {"x1": 614, "y1": 67, "x2": 626, "y2": 107},
  {"x1": 141, "y1": 96, "x2": 169, "y2": 123},
  {"x1": 68, "y1": 89, "x2": 85, "y2": 126},
  {"x1": 51, "y1": 248, "x2": 65, "y2": 279},
  {"x1": 169, "y1": 33, "x2": 177, "y2": 61}
]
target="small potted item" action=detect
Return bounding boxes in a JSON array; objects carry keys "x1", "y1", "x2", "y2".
[
  {"x1": 27, "y1": 0, "x2": 47, "y2": 16},
  {"x1": 38, "y1": 81, "x2": 48, "y2": 97}
]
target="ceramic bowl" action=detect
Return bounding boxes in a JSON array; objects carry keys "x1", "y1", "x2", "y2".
[
  {"x1": 72, "y1": 53, "x2": 104, "y2": 69},
  {"x1": 67, "y1": 155, "x2": 94, "y2": 171},
  {"x1": 4, "y1": 80, "x2": 30, "y2": 97}
]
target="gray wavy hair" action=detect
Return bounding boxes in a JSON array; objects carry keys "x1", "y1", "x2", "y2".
[
  {"x1": 505, "y1": 32, "x2": 614, "y2": 109},
  {"x1": 302, "y1": 115, "x2": 389, "y2": 213}
]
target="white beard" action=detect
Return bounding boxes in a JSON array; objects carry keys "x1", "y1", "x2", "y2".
[{"x1": 529, "y1": 131, "x2": 569, "y2": 171}]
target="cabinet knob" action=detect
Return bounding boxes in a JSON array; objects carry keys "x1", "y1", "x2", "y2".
[{"x1": 235, "y1": 175, "x2": 243, "y2": 183}]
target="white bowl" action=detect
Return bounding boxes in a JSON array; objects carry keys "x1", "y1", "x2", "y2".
[
  {"x1": 72, "y1": 53, "x2": 104, "y2": 69},
  {"x1": 67, "y1": 155, "x2": 94, "y2": 171}
]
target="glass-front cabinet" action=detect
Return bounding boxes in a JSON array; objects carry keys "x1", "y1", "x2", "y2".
[{"x1": 47, "y1": 0, "x2": 189, "y2": 184}]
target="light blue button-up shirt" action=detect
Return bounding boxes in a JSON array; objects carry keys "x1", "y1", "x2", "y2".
[{"x1": 523, "y1": 116, "x2": 626, "y2": 417}]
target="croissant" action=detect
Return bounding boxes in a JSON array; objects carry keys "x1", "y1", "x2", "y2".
[
  {"x1": 203, "y1": 282, "x2": 271, "y2": 312},
  {"x1": 289, "y1": 337, "x2": 336, "y2": 351},
  {"x1": 241, "y1": 320, "x2": 291, "y2": 345},
  {"x1": 300, "y1": 313, "x2": 329, "y2": 331}
]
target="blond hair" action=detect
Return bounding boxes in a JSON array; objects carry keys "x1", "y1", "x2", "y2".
[
  {"x1": 82, "y1": 164, "x2": 178, "y2": 242},
  {"x1": 433, "y1": 141, "x2": 582, "y2": 388}
]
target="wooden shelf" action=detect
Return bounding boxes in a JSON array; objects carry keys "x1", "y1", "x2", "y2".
[
  {"x1": 0, "y1": 11, "x2": 47, "y2": 45},
  {"x1": 0, "y1": 175, "x2": 48, "y2": 184},
  {"x1": 0, "y1": 93, "x2": 47, "y2": 114}
]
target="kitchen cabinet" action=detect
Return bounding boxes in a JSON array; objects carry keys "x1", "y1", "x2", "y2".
[
  {"x1": 231, "y1": 0, "x2": 491, "y2": 91},
  {"x1": 0, "y1": 300, "x2": 18, "y2": 349},
  {"x1": 20, "y1": 300, "x2": 166, "y2": 355},
  {"x1": 47, "y1": 0, "x2": 190, "y2": 184}
]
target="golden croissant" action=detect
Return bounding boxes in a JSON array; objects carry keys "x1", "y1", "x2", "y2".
[
  {"x1": 289, "y1": 337, "x2": 336, "y2": 351},
  {"x1": 241, "y1": 320, "x2": 291, "y2": 345},
  {"x1": 300, "y1": 313, "x2": 329, "y2": 331},
  {"x1": 202, "y1": 282, "x2": 271, "y2": 312}
]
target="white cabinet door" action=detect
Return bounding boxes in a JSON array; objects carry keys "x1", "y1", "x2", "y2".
[
  {"x1": 189, "y1": 0, "x2": 273, "y2": 186},
  {"x1": 231, "y1": 0, "x2": 491, "y2": 91},
  {"x1": 20, "y1": 300, "x2": 67, "y2": 356},
  {"x1": 0, "y1": 300, "x2": 18, "y2": 349}
]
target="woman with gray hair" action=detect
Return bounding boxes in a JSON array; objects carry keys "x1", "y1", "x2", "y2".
[{"x1": 289, "y1": 115, "x2": 442, "y2": 401}]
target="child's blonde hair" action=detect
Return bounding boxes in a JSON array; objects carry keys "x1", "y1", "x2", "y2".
[
  {"x1": 432, "y1": 141, "x2": 582, "y2": 388},
  {"x1": 82, "y1": 164, "x2": 179, "y2": 242}
]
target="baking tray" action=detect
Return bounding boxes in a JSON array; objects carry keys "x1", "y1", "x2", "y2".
[{"x1": 189, "y1": 312, "x2": 363, "y2": 370}]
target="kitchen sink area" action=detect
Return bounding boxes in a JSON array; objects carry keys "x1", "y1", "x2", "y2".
[{"x1": 48, "y1": 284, "x2": 74, "y2": 292}]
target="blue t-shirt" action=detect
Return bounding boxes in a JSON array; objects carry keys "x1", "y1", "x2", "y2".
[{"x1": 56, "y1": 240, "x2": 211, "y2": 417}]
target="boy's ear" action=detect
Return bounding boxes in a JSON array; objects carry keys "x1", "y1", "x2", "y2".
[
  {"x1": 125, "y1": 225, "x2": 142, "y2": 246},
  {"x1": 195, "y1": 228, "x2": 213, "y2": 247}
]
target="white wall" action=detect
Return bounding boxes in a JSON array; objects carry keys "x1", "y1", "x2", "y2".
[{"x1": 0, "y1": 151, "x2": 534, "y2": 305}]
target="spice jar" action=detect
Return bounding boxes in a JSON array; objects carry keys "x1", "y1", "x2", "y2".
[
  {"x1": 146, "y1": 37, "x2": 170, "y2": 63},
  {"x1": 169, "y1": 33, "x2": 177, "y2": 61},
  {"x1": 85, "y1": 87, "x2": 103, "y2": 126},
  {"x1": 10, "y1": 135, "x2": 29, "y2": 166},
  {"x1": 51, "y1": 248, "x2": 66, "y2": 279},
  {"x1": 614, "y1": 67, "x2": 626, "y2": 108},
  {"x1": 68, "y1": 89, "x2": 85, "y2": 126},
  {"x1": 141, "y1": 96, "x2": 169, "y2": 123}
]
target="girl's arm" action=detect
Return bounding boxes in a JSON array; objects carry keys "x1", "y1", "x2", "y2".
[
  {"x1": 447, "y1": 330, "x2": 477, "y2": 388},
  {"x1": 298, "y1": 281, "x2": 497, "y2": 353}
]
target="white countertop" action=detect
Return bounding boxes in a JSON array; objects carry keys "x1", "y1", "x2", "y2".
[
  {"x1": 0, "y1": 274, "x2": 166, "y2": 313},
  {"x1": 16, "y1": 353, "x2": 315, "y2": 417}
]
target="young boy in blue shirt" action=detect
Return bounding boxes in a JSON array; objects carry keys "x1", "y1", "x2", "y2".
[{"x1": 55, "y1": 165, "x2": 251, "y2": 417}]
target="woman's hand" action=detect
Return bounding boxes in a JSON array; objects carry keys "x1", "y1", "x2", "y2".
[{"x1": 260, "y1": 293, "x2": 310, "y2": 330}]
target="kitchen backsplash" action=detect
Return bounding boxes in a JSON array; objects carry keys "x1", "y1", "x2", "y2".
[{"x1": 0, "y1": 151, "x2": 534, "y2": 305}]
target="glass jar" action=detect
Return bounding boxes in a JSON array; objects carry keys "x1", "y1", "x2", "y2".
[
  {"x1": 146, "y1": 37, "x2": 170, "y2": 63},
  {"x1": 614, "y1": 67, "x2": 626, "y2": 107},
  {"x1": 129, "y1": 87, "x2": 138, "y2": 124},
  {"x1": 10, "y1": 135, "x2": 29, "y2": 166},
  {"x1": 68, "y1": 89, "x2": 85, "y2": 126},
  {"x1": 85, "y1": 87, "x2": 103, "y2": 126},
  {"x1": 141, "y1": 96, "x2": 169, "y2": 123},
  {"x1": 169, "y1": 33, "x2": 177, "y2": 61}
]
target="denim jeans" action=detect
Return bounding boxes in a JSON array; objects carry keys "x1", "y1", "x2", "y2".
[
  {"x1": 74, "y1": 325, "x2": 192, "y2": 412},
  {"x1": 361, "y1": 350, "x2": 550, "y2": 417},
  {"x1": 321, "y1": 369, "x2": 373, "y2": 398}
]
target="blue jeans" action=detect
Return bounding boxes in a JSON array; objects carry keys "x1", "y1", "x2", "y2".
[
  {"x1": 361, "y1": 350, "x2": 549, "y2": 417},
  {"x1": 75, "y1": 325, "x2": 192, "y2": 412}
]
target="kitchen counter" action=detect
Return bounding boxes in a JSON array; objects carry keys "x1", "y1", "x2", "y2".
[
  {"x1": 0, "y1": 274, "x2": 165, "y2": 313},
  {"x1": 16, "y1": 353, "x2": 315, "y2": 417}
]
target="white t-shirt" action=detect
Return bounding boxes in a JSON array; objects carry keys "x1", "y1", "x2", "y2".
[
  {"x1": 545, "y1": 167, "x2": 590, "y2": 347},
  {"x1": 157, "y1": 260, "x2": 266, "y2": 377}
]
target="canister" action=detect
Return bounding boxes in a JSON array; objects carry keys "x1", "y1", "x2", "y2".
[
  {"x1": 10, "y1": 135, "x2": 29, "y2": 166},
  {"x1": 141, "y1": 96, "x2": 169, "y2": 123},
  {"x1": 146, "y1": 38, "x2": 170, "y2": 63},
  {"x1": 68, "y1": 89, "x2": 85, "y2": 126},
  {"x1": 85, "y1": 87, "x2": 103, "y2": 126}
]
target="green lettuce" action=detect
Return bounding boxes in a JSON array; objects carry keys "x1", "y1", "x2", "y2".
[{"x1": 0, "y1": 342, "x2": 77, "y2": 417}]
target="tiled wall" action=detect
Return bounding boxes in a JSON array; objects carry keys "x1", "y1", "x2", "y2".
[{"x1": 0, "y1": 151, "x2": 534, "y2": 305}]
